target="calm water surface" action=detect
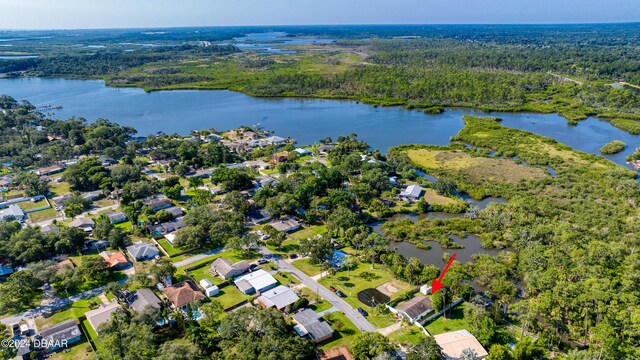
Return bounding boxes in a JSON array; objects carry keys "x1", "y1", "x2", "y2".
[{"x1": 0, "y1": 77, "x2": 638, "y2": 170}]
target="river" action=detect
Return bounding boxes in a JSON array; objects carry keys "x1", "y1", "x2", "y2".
[{"x1": 0, "y1": 77, "x2": 638, "y2": 171}]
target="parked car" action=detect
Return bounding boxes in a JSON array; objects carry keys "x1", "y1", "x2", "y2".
[
  {"x1": 260, "y1": 234, "x2": 270, "y2": 240},
  {"x1": 257, "y1": 258, "x2": 268, "y2": 265},
  {"x1": 289, "y1": 253, "x2": 298, "y2": 259},
  {"x1": 12, "y1": 323, "x2": 20, "y2": 336},
  {"x1": 329, "y1": 286, "x2": 337, "y2": 292},
  {"x1": 357, "y1": 307, "x2": 368, "y2": 316},
  {"x1": 335, "y1": 290, "x2": 345, "y2": 297}
]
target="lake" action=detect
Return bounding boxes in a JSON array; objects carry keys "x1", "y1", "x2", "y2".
[{"x1": 0, "y1": 77, "x2": 638, "y2": 171}]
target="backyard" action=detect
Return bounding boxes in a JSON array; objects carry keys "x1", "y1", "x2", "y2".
[{"x1": 424, "y1": 302, "x2": 470, "y2": 335}]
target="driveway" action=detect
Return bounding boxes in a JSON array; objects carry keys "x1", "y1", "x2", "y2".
[{"x1": 260, "y1": 247, "x2": 376, "y2": 332}]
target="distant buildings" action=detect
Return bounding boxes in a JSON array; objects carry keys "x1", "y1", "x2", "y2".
[{"x1": 34, "y1": 165, "x2": 64, "y2": 176}]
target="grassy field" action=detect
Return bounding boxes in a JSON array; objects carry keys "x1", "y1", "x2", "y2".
[
  {"x1": 406, "y1": 148, "x2": 548, "y2": 184},
  {"x1": 297, "y1": 286, "x2": 332, "y2": 313},
  {"x1": 49, "y1": 339, "x2": 93, "y2": 360},
  {"x1": 423, "y1": 189, "x2": 457, "y2": 205},
  {"x1": 157, "y1": 238, "x2": 189, "y2": 256},
  {"x1": 424, "y1": 303, "x2": 470, "y2": 335},
  {"x1": 213, "y1": 286, "x2": 253, "y2": 309},
  {"x1": 318, "y1": 311, "x2": 361, "y2": 351},
  {"x1": 35, "y1": 297, "x2": 100, "y2": 329},
  {"x1": 27, "y1": 207, "x2": 58, "y2": 222},
  {"x1": 266, "y1": 238, "x2": 300, "y2": 257},
  {"x1": 318, "y1": 262, "x2": 411, "y2": 328},
  {"x1": 291, "y1": 258, "x2": 321, "y2": 276},
  {"x1": 49, "y1": 180, "x2": 71, "y2": 196},
  {"x1": 388, "y1": 325, "x2": 427, "y2": 346},
  {"x1": 289, "y1": 225, "x2": 327, "y2": 240},
  {"x1": 187, "y1": 264, "x2": 225, "y2": 286},
  {"x1": 17, "y1": 198, "x2": 50, "y2": 210},
  {"x1": 272, "y1": 271, "x2": 299, "y2": 287}
]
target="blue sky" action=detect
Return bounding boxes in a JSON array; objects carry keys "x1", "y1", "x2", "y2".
[{"x1": 1, "y1": 0, "x2": 639, "y2": 29}]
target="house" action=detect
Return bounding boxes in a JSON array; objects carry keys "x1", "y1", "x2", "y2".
[
  {"x1": 127, "y1": 242, "x2": 160, "y2": 261},
  {"x1": 0, "y1": 265, "x2": 13, "y2": 281},
  {"x1": 148, "y1": 217, "x2": 185, "y2": 237},
  {"x1": 294, "y1": 148, "x2": 312, "y2": 156},
  {"x1": 52, "y1": 194, "x2": 72, "y2": 208},
  {"x1": 234, "y1": 269, "x2": 278, "y2": 294},
  {"x1": 162, "y1": 281, "x2": 205, "y2": 309},
  {"x1": 40, "y1": 224, "x2": 60, "y2": 235},
  {"x1": 39, "y1": 319, "x2": 82, "y2": 352},
  {"x1": 292, "y1": 309, "x2": 334, "y2": 343},
  {"x1": 434, "y1": 330, "x2": 489, "y2": 360},
  {"x1": 81, "y1": 190, "x2": 103, "y2": 201},
  {"x1": 266, "y1": 135, "x2": 287, "y2": 145},
  {"x1": 317, "y1": 144, "x2": 336, "y2": 154},
  {"x1": 106, "y1": 211, "x2": 127, "y2": 224},
  {"x1": 186, "y1": 168, "x2": 214, "y2": 178},
  {"x1": 85, "y1": 303, "x2": 122, "y2": 333},
  {"x1": 257, "y1": 285, "x2": 299, "y2": 310},
  {"x1": 399, "y1": 184, "x2": 423, "y2": 201},
  {"x1": 35, "y1": 165, "x2": 64, "y2": 176},
  {"x1": 256, "y1": 176, "x2": 278, "y2": 189},
  {"x1": 329, "y1": 250, "x2": 351, "y2": 269},
  {"x1": 271, "y1": 151, "x2": 290, "y2": 164},
  {"x1": 248, "y1": 208, "x2": 271, "y2": 225},
  {"x1": 243, "y1": 160, "x2": 270, "y2": 170},
  {"x1": 318, "y1": 347, "x2": 354, "y2": 360},
  {"x1": 97, "y1": 157, "x2": 117, "y2": 166},
  {"x1": 130, "y1": 288, "x2": 162, "y2": 313},
  {"x1": 268, "y1": 218, "x2": 300, "y2": 233},
  {"x1": 99, "y1": 251, "x2": 130, "y2": 269},
  {"x1": 144, "y1": 197, "x2": 172, "y2": 211},
  {"x1": 210, "y1": 258, "x2": 250, "y2": 280},
  {"x1": 54, "y1": 259, "x2": 75, "y2": 275},
  {"x1": 395, "y1": 295, "x2": 433, "y2": 324},
  {"x1": 0, "y1": 204, "x2": 25, "y2": 222},
  {"x1": 164, "y1": 206, "x2": 183, "y2": 218},
  {"x1": 69, "y1": 217, "x2": 95, "y2": 232}
]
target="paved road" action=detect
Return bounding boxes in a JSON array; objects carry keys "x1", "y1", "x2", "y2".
[
  {"x1": 172, "y1": 247, "x2": 223, "y2": 268},
  {"x1": 1, "y1": 278, "x2": 127, "y2": 326},
  {"x1": 260, "y1": 247, "x2": 376, "y2": 332}
]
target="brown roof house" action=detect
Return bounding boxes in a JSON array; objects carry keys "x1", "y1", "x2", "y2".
[
  {"x1": 99, "y1": 251, "x2": 131, "y2": 270},
  {"x1": 210, "y1": 258, "x2": 250, "y2": 280},
  {"x1": 395, "y1": 295, "x2": 433, "y2": 324},
  {"x1": 162, "y1": 281, "x2": 205, "y2": 310}
]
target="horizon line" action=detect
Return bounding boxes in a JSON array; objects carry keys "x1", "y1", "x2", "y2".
[{"x1": 1, "y1": 21, "x2": 639, "y2": 32}]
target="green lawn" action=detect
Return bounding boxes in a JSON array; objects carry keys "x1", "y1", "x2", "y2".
[
  {"x1": 424, "y1": 303, "x2": 470, "y2": 335},
  {"x1": 318, "y1": 262, "x2": 411, "y2": 328},
  {"x1": 266, "y1": 238, "x2": 300, "y2": 257},
  {"x1": 176, "y1": 249, "x2": 257, "y2": 275},
  {"x1": 388, "y1": 325, "x2": 427, "y2": 346},
  {"x1": 214, "y1": 286, "x2": 252, "y2": 309},
  {"x1": 188, "y1": 265, "x2": 224, "y2": 286},
  {"x1": 297, "y1": 286, "x2": 332, "y2": 313},
  {"x1": 35, "y1": 297, "x2": 99, "y2": 329},
  {"x1": 18, "y1": 198, "x2": 50, "y2": 210},
  {"x1": 28, "y1": 207, "x2": 58, "y2": 222},
  {"x1": 318, "y1": 311, "x2": 361, "y2": 351},
  {"x1": 272, "y1": 271, "x2": 299, "y2": 287},
  {"x1": 80, "y1": 318, "x2": 98, "y2": 341},
  {"x1": 49, "y1": 339, "x2": 93, "y2": 360},
  {"x1": 291, "y1": 258, "x2": 321, "y2": 276},
  {"x1": 49, "y1": 180, "x2": 71, "y2": 196},
  {"x1": 290, "y1": 225, "x2": 327, "y2": 241},
  {"x1": 157, "y1": 238, "x2": 190, "y2": 256}
]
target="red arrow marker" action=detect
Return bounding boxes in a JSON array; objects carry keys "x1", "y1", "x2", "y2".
[{"x1": 432, "y1": 253, "x2": 457, "y2": 294}]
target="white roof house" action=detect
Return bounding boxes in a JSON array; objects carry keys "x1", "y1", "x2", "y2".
[
  {"x1": 0, "y1": 205, "x2": 25, "y2": 221},
  {"x1": 399, "y1": 185, "x2": 423, "y2": 200},
  {"x1": 199, "y1": 278, "x2": 213, "y2": 289},
  {"x1": 434, "y1": 330, "x2": 489, "y2": 360},
  {"x1": 265, "y1": 136, "x2": 287, "y2": 145},
  {"x1": 257, "y1": 285, "x2": 299, "y2": 310},
  {"x1": 294, "y1": 148, "x2": 312, "y2": 156},
  {"x1": 235, "y1": 269, "x2": 278, "y2": 294}
]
